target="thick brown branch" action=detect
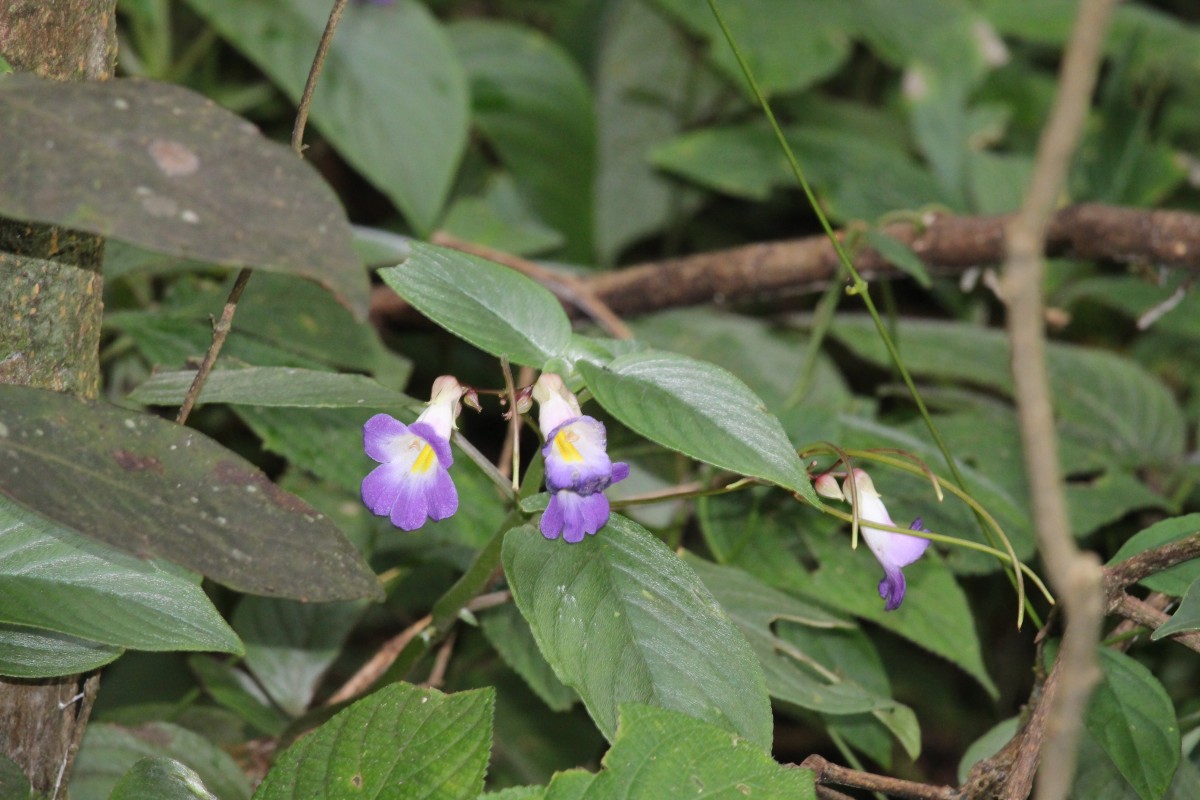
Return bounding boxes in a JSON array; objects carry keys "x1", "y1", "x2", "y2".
[
  {"x1": 1113, "y1": 594, "x2": 1200, "y2": 653},
  {"x1": 801, "y1": 755, "x2": 958, "y2": 800},
  {"x1": 370, "y1": 204, "x2": 1200, "y2": 324},
  {"x1": 1105, "y1": 532, "x2": 1200, "y2": 595}
]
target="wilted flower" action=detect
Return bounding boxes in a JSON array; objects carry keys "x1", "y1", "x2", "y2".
[
  {"x1": 532, "y1": 373, "x2": 629, "y2": 543},
  {"x1": 844, "y1": 468, "x2": 931, "y2": 611},
  {"x1": 361, "y1": 376, "x2": 465, "y2": 531}
]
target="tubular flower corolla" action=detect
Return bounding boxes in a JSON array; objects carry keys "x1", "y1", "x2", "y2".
[
  {"x1": 844, "y1": 468, "x2": 931, "y2": 611},
  {"x1": 533, "y1": 373, "x2": 629, "y2": 543},
  {"x1": 361, "y1": 376, "x2": 465, "y2": 531}
]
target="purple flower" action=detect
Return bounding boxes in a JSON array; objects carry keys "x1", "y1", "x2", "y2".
[
  {"x1": 361, "y1": 376, "x2": 464, "y2": 531},
  {"x1": 532, "y1": 374, "x2": 629, "y2": 543},
  {"x1": 844, "y1": 469, "x2": 931, "y2": 611}
]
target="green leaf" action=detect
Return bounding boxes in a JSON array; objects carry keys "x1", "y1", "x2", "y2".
[
  {"x1": 1109, "y1": 515, "x2": 1200, "y2": 597},
  {"x1": 107, "y1": 758, "x2": 217, "y2": 800},
  {"x1": 1086, "y1": 648, "x2": 1181, "y2": 800},
  {"x1": 863, "y1": 229, "x2": 932, "y2": 288},
  {"x1": 189, "y1": 655, "x2": 290, "y2": 738},
  {"x1": 1152, "y1": 577, "x2": 1200, "y2": 641},
  {"x1": 651, "y1": 0, "x2": 850, "y2": 98},
  {"x1": 185, "y1": 0, "x2": 468, "y2": 235},
  {"x1": 592, "y1": 0, "x2": 709, "y2": 263},
  {"x1": 128, "y1": 368, "x2": 415, "y2": 410},
  {"x1": 0, "y1": 75, "x2": 367, "y2": 319},
  {"x1": 957, "y1": 717, "x2": 1019, "y2": 784},
  {"x1": 798, "y1": 525, "x2": 998, "y2": 697},
  {"x1": 381, "y1": 242, "x2": 572, "y2": 367},
  {"x1": 450, "y1": 21, "x2": 595, "y2": 260},
  {"x1": 235, "y1": 407, "x2": 368, "y2": 495},
  {"x1": 233, "y1": 596, "x2": 365, "y2": 717},
  {"x1": 546, "y1": 771, "x2": 595, "y2": 800},
  {"x1": 651, "y1": 124, "x2": 952, "y2": 221},
  {"x1": 442, "y1": 177, "x2": 564, "y2": 258},
  {"x1": 830, "y1": 315, "x2": 1187, "y2": 466},
  {"x1": 579, "y1": 705, "x2": 815, "y2": 799},
  {"x1": 503, "y1": 515, "x2": 774, "y2": 749},
  {"x1": 685, "y1": 556, "x2": 920, "y2": 757},
  {"x1": 0, "y1": 497, "x2": 241, "y2": 654},
  {"x1": 578, "y1": 350, "x2": 817, "y2": 503},
  {"x1": 480, "y1": 604, "x2": 578, "y2": 713},
  {"x1": 684, "y1": 557, "x2": 884, "y2": 713},
  {"x1": 254, "y1": 683, "x2": 494, "y2": 800},
  {"x1": 73, "y1": 722, "x2": 250, "y2": 800},
  {"x1": 0, "y1": 385, "x2": 381, "y2": 602},
  {"x1": 0, "y1": 624, "x2": 120, "y2": 678}
]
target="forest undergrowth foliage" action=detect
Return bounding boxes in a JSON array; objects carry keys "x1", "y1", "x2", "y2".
[{"x1": 2, "y1": 1, "x2": 1200, "y2": 799}]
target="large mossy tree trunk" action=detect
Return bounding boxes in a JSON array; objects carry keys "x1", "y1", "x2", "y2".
[{"x1": 0, "y1": 1, "x2": 117, "y2": 793}]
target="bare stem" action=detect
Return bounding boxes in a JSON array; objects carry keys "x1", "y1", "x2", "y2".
[
  {"x1": 1000, "y1": 1, "x2": 1119, "y2": 797},
  {"x1": 800, "y1": 755, "x2": 956, "y2": 800},
  {"x1": 176, "y1": 0, "x2": 350, "y2": 425}
]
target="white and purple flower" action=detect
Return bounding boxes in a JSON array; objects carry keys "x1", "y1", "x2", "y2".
[
  {"x1": 361, "y1": 376, "x2": 465, "y2": 531},
  {"x1": 533, "y1": 373, "x2": 629, "y2": 543},
  {"x1": 844, "y1": 468, "x2": 931, "y2": 611},
  {"x1": 817, "y1": 468, "x2": 931, "y2": 611}
]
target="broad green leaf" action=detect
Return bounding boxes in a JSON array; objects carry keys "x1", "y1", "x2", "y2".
[
  {"x1": 0, "y1": 75, "x2": 367, "y2": 319},
  {"x1": 482, "y1": 789, "x2": 543, "y2": 800},
  {"x1": 381, "y1": 242, "x2": 572, "y2": 368},
  {"x1": 185, "y1": 0, "x2": 468, "y2": 235},
  {"x1": 254, "y1": 683, "x2": 494, "y2": 800},
  {"x1": 1152, "y1": 577, "x2": 1200, "y2": 640},
  {"x1": 0, "y1": 497, "x2": 241, "y2": 654},
  {"x1": 685, "y1": 556, "x2": 920, "y2": 756},
  {"x1": 128, "y1": 368, "x2": 415, "y2": 410},
  {"x1": 0, "y1": 385, "x2": 381, "y2": 602},
  {"x1": 830, "y1": 315, "x2": 1187, "y2": 466},
  {"x1": 579, "y1": 705, "x2": 815, "y2": 800},
  {"x1": 1109, "y1": 515, "x2": 1200, "y2": 596},
  {"x1": 1073, "y1": 727, "x2": 1200, "y2": 800},
  {"x1": 233, "y1": 596, "x2": 365, "y2": 717},
  {"x1": 651, "y1": 124, "x2": 951, "y2": 221},
  {"x1": 632, "y1": 308, "x2": 851, "y2": 415},
  {"x1": 957, "y1": 717, "x2": 1019, "y2": 784},
  {"x1": 651, "y1": 0, "x2": 850, "y2": 98},
  {"x1": 593, "y1": 0, "x2": 710, "y2": 262},
  {"x1": 863, "y1": 229, "x2": 932, "y2": 288},
  {"x1": 684, "y1": 557, "x2": 884, "y2": 714},
  {"x1": 73, "y1": 723, "x2": 250, "y2": 800},
  {"x1": 0, "y1": 624, "x2": 120, "y2": 678},
  {"x1": 798, "y1": 525, "x2": 998, "y2": 697},
  {"x1": 503, "y1": 515, "x2": 774, "y2": 748},
  {"x1": 236, "y1": 407, "x2": 368, "y2": 495},
  {"x1": 578, "y1": 350, "x2": 818, "y2": 503},
  {"x1": 450, "y1": 20, "x2": 595, "y2": 260},
  {"x1": 107, "y1": 758, "x2": 217, "y2": 800},
  {"x1": 189, "y1": 655, "x2": 289, "y2": 738},
  {"x1": 546, "y1": 771, "x2": 596, "y2": 800},
  {"x1": 1086, "y1": 649, "x2": 1181, "y2": 800},
  {"x1": 480, "y1": 604, "x2": 578, "y2": 713},
  {"x1": 442, "y1": 177, "x2": 564, "y2": 258}
]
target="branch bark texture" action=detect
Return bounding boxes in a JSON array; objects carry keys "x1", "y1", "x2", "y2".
[
  {"x1": 0, "y1": 1, "x2": 117, "y2": 794},
  {"x1": 370, "y1": 204, "x2": 1200, "y2": 325},
  {"x1": 999, "y1": 1, "x2": 1118, "y2": 799}
]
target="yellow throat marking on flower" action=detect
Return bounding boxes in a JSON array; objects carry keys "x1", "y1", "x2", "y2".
[
  {"x1": 553, "y1": 429, "x2": 583, "y2": 463},
  {"x1": 411, "y1": 442, "x2": 436, "y2": 474}
]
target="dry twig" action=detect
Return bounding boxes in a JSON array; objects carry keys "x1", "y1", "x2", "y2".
[{"x1": 998, "y1": 1, "x2": 1118, "y2": 798}]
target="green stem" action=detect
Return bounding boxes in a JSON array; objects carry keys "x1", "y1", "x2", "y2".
[
  {"x1": 370, "y1": 509, "x2": 522, "y2": 690},
  {"x1": 706, "y1": 0, "x2": 1025, "y2": 617}
]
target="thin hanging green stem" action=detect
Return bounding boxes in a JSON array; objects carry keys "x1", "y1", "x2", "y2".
[{"x1": 706, "y1": 0, "x2": 1028, "y2": 625}]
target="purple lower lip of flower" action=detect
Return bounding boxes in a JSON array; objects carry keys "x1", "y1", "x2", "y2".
[
  {"x1": 871, "y1": 517, "x2": 932, "y2": 611},
  {"x1": 540, "y1": 462, "x2": 630, "y2": 543},
  {"x1": 361, "y1": 414, "x2": 457, "y2": 531}
]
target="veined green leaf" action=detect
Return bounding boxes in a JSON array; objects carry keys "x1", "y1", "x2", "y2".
[{"x1": 503, "y1": 515, "x2": 774, "y2": 749}]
